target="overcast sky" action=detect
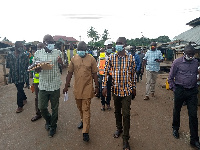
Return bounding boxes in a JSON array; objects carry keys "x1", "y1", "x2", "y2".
[{"x1": 0, "y1": 0, "x2": 199, "y2": 43}]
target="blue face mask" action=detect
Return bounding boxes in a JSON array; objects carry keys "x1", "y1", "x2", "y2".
[
  {"x1": 115, "y1": 45, "x2": 124, "y2": 52},
  {"x1": 106, "y1": 49, "x2": 112, "y2": 53},
  {"x1": 77, "y1": 51, "x2": 86, "y2": 57},
  {"x1": 46, "y1": 44, "x2": 55, "y2": 50}
]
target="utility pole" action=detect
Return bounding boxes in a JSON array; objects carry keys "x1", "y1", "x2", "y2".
[{"x1": 79, "y1": 36, "x2": 81, "y2": 41}]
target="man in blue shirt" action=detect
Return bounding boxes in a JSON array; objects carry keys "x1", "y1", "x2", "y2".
[
  {"x1": 141, "y1": 42, "x2": 163, "y2": 100},
  {"x1": 128, "y1": 46, "x2": 141, "y2": 82}
]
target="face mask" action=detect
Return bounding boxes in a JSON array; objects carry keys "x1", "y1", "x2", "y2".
[
  {"x1": 46, "y1": 44, "x2": 55, "y2": 50},
  {"x1": 184, "y1": 54, "x2": 194, "y2": 61},
  {"x1": 151, "y1": 46, "x2": 156, "y2": 50},
  {"x1": 115, "y1": 45, "x2": 124, "y2": 52},
  {"x1": 137, "y1": 51, "x2": 141, "y2": 54},
  {"x1": 77, "y1": 51, "x2": 86, "y2": 57},
  {"x1": 106, "y1": 49, "x2": 112, "y2": 53}
]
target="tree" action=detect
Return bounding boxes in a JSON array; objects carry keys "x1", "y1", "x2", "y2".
[
  {"x1": 101, "y1": 29, "x2": 109, "y2": 42},
  {"x1": 87, "y1": 27, "x2": 100, "y2": 46},
  {"x1": 2, "y1": 37, "x2": 9, "y2": 42},
  {"x1": 156, "y1": 36, "x2": 170, "y2": 43}
]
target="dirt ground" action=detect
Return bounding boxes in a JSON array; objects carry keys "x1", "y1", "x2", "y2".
[{"x1": 0, "y1": 64, "x2": 198, "y2": 150}]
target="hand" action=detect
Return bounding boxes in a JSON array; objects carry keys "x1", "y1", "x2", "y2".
[
  {"x1": 94, "y1": 87, "x2": 99, "y2": 96},
  {"x1": 141, "y1": 68, "x2": 144, "y2": 74},
  {"x1": 57, "y1": 56, "x2": 63, "y2": 64},
  {"x1": 132, "y1": 89, "x2": 136, "y2": 96},
  {"x1": 102, "y1": 88, "x2": 107, "y2": 97},
  {"x1": 63, "y1": 87, "x2": 68, "y2": 94}
]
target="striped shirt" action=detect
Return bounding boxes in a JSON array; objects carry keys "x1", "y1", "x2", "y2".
[
  {"x1": 102, "y1": 53, "x2": 136, "y2": 97},
  {"x1": 33, "y1": 49, "x2": 63, "y2": 91}
]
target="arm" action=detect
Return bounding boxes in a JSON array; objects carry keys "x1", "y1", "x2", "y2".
[
  {"x1": 156, "y1": 51, "x2": 164, "y2": 62},
  {"x1": 168, "y1": 62, "x2": 177, "y2": 90},
  {"x1": 63, "y1": 71, "x2": 73, "y2": 94},
  {"x1": 135, "y1": 54, "x2": 141, "y2": 72},
  {"x1": 131, "y1": 56, "x2": 136, "y2": 97},
  {"x1": 93, "y1": 73, "x2": 99, "y2": 95},
  {"x1": 102, "y1": 58, "x2": 110, "y2": 97},
  {"x1": 63, "y1": 59, "x2": 74, "y2": 94},
  {"x1": 141, "y1": 59, "x2": 147, "y2": 73}
]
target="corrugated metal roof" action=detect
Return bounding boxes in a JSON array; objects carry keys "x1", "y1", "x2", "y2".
[{"x1": 174, "y1": 25, "x2": 200, "y2": 45}]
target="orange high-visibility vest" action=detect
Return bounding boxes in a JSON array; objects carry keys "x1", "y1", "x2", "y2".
[{"x1": 99, "y1": 59, "x2": 106, "y2": 75}]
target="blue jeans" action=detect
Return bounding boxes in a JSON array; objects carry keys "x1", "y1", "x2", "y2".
[{"x1": 99, "y1": 75, "x2": 112, "y2": 106}]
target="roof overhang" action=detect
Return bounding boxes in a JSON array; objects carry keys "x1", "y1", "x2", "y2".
[{"x1": 174, "y1": 25, "x2": 200, "y2": 45}]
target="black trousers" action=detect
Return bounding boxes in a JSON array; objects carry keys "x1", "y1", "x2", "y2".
[
  {"x1": 113, "y1": 94, "x2": 132, "y2": 141},
  {"x1": 15, "y1": 82, "x2": 27, "y2": 108},
  {"x1": 172, "y1": 85, "x2": 199, "y2": 142}
]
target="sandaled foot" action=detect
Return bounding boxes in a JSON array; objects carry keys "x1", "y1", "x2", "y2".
[
  {"x1": 101, "y1": 105, "x2": 105, "y2": 111},
  {"x1": 31, "y1": 115, "x2": 42, "y2": 122},
  {"x1": 123, "y1": 140, "x2": 130, "y2": 150},
  {"x1": 113, "y1": 129, "x2": 123, "y2": 138},
  {"x1": 107, "y1": 105, "x2": 111, "y2": 110}
]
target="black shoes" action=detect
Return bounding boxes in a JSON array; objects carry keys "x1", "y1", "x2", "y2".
[
  {"x1": 45, "y1": 120, "x2": 51, "y2": 131},
  {"x1": 49, "y1": 128, "x2": 56, "y2": 138},
  {"x1": 77, "y1": 121, "x2": 83, "y2": 129},
  {"x1": 83, "y1": 133, "x2": 89, "y2": 142},
  {"x1": 190, "y1": 141, "x2": 200, "y2": 149},
  {"x1": 173, "y1": 129, "x2": 179, "y2": 139}
]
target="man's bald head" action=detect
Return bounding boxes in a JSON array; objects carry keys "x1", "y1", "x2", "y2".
[
  {"x1": 15, "y1": 41, "x2": 24, "y2": 52},
  {"x1": 116, "y1": 37, "x2": 127, "y2": 45},
  {"x1": 77, "y1": 41, "x2": 87, "y2": 51},
  {"x1": 43, "y1": 34, "x2": 54, "y2": 43}
]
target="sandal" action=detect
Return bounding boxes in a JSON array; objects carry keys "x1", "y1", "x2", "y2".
[
  {"x1": 101, "y1": 105, "x2": 105, "y2": 111},
  {"x1": 31, "y1": 115, "x2": 42, "y2": 122},
  {"x1": 107, "y1": 105, "x2": 111, "y2": 110},
  {"x1": 123, "y1": 141, "x2": 130, "y2": 150},
  {"x1": 113, "y1": 129, "x2": 123, "y2": 138}
]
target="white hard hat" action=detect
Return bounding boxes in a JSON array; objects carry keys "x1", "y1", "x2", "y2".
[{"x1": 104, "y1": 40, "x2": 113, "y2": 46}]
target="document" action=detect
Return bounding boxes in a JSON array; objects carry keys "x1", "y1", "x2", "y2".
[{"x1": 64, "y1": 92, "x2": 68, "y2": 102}]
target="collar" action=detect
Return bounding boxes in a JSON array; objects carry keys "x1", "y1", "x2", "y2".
[{"x1": 182, "y1": 56, "x2": 194, "y2": 63}]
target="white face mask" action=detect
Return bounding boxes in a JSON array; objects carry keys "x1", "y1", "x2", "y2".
[
  {"x1": 185, "y1": 54, "x2": 194, "y2": 61},
  {"x1": 46, "y1": 44, "x2": 55, "y2": 50}
]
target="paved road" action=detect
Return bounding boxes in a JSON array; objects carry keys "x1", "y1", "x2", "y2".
[{"x1": 0, "y1": 68, "x2": 197, "y2": 150}]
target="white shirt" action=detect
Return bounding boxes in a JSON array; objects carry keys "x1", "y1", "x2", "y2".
[{"x1": 34, "y1": 49, "x2": 63, "y2": 91}]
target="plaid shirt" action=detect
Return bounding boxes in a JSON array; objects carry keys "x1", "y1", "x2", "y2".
[
  {"x1": 102, "y1": 53, "x2": 136, "y2": 97},
  {"x1": 33, "y1": 49, "x2": 63, "y2": 91},
  {"x1": 143, "y1": 49, "x2": 163, "y2": 72},
  {"x1": 6, "y1": 51, "x2": 29, "y2": 84}
]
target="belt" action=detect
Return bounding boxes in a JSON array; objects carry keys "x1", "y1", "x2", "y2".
[{"x1": 175, "y1": 84, "x2": 195, "y2": 90}]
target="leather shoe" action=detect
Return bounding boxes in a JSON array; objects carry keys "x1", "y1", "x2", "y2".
[
  {"x1": 190, "y1": 141, "x2": 200, "y2": 149},
  {"x1": 77, "y1": 121, "x2": 83, "y2": 129},
  {"x1": 83, "y1": 133, "x2": 89, "y2": 142},
  {"x1": 16, "y1": 107, "x2": 23, "y2": 113},
  {"x1": 173, "y1": 129, "x2": 179, "y2": 139}
]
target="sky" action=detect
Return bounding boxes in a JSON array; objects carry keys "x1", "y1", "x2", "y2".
[{"x1": 0, "y1": 0, "x2": 200, "y2": 44}]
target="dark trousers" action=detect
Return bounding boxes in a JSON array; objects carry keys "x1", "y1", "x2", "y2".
[
  {"x1": 34, "y1": 83, "x2": 41, "y2": 116},
  {"x1": 99, "y1": 75, "x2": 112, "y2": 106},
  {"x1": 136, "y1": 70, "x2": 143, "y2": 82},
  {"x1": 172, "y1": 85, "x2": 199, "y2": 142},
  {"x1": 113, "y1": 94, "x2": 132, "y2": 141},
  {"x1": 38, "y1": 89, "x2": 60, "y2": 129},
  {"x1": 15, "y1": 82, "x2": 27, "y2": 108}
]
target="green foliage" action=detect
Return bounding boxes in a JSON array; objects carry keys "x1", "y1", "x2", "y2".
[
  {"x1": 87, "y1": 27, "x2": 110, "y2": 47},
  {"x1": 87, "y1": 26, "x2": 171, "y2": 48}
]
